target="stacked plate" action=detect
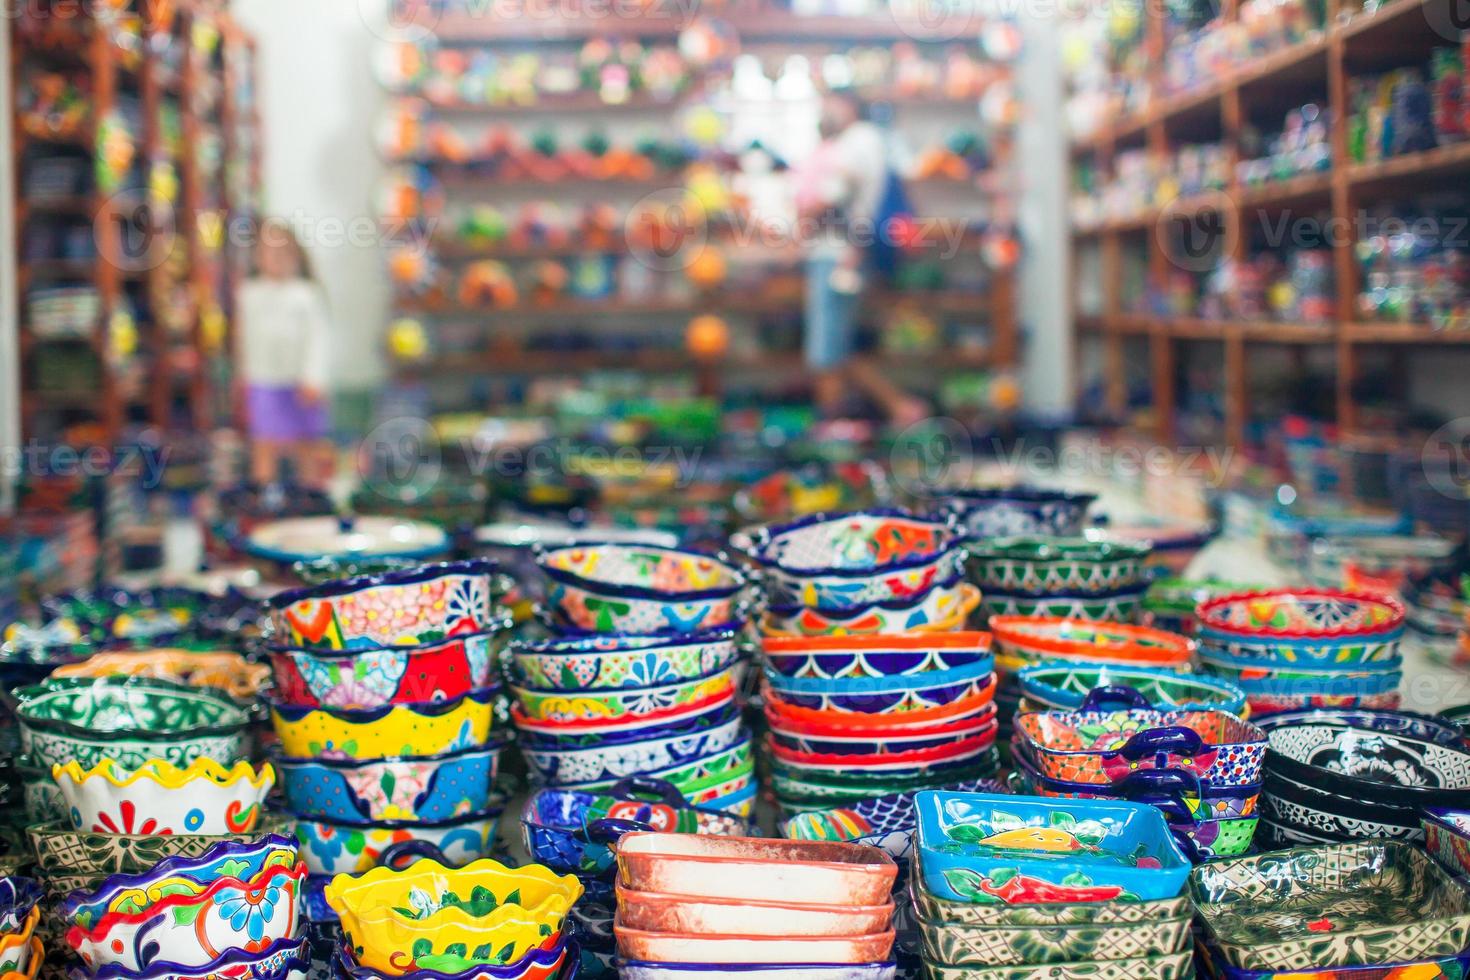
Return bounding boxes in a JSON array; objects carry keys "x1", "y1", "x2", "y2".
[
  {"x1": 761, "y1": 632, "x2": 1000, "y2": 812},
  {"x1": 1257, "y1": 709, "x2": 1470, "y2": 847},
  {"x1": 614, "y1": 832, "x2": 898, "y2": 977},
  {"x1": 970, "y1": 537, "x2": 1153, "y2": 624},
  {"x1": 1193, "y1": 841, "x2": 1470, "y2": 976},
  {"x1": 1010, "y1": 704, "x2": 1267, "y2": 861},
  {"x1": 912, "y1": 790, "x2": 1194, "y2": 979},
  {"x1": 1193, "y1": 588, "x2": 1407, "y2": 716},
  {"x1": 1017, "y1": 663, "x2": 1247, "y2": 717},
  {"x1": 1140, "y1": 578, "x2": 1264, "y2": 636}
]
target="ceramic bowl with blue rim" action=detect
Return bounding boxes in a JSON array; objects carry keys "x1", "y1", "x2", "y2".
[
  {"x1": 764, "y1": 654, "x2": 994, "y2": 697},
  {"x1": 1195, "y1": 651, "x2": 1403, "y2": 700},
  {"x1": 768, "y1": 705, "x2": 997, "y2": 756},
  {"x1": 75, "y1": 936, "x2": 312, "y2": 980},
  {"x1": 933, "y1": 486, "x2": 1096, "y2": 540},
  {"x1": 914, "y1": 790, "x2": 1191, "y2": 904},
  {"x1": 616, "y1": 962, "x2": 895, "y2": 980},
  {"x1": 514, "y1": 699, "x2": 737, "y2": 751},
  {"x1": 967, "y1": 536, "x2": 1152, "y2": 596},
  {"x1": 1266, "y1": 722, "x2": 1470, "y2": 811},
  {"x1": 242, "y1": 515, "x2": 451, "y2": 583},
  {"x1": 1195, "y1": 628, "x2": 1404, "y2": 667},
  {"x1": 0, "y1": 877, "x2": 41, "y2": 934},
  {"x1": 1016, "y1": 664, "x2": 1247, "y2": 717},
  {"x1": 780, "y1": 778, "x2": 1009, "y2": 842},
  {"x1": 762, "y1": 574, "x2": 976, "y2": 635},
  {"x1": 331, "y1": 936, "x2": 578, "y2": 980},
  {"x1": 1197, "y1": 588, "x2": 1406, "y2": 641},
  {"x1": 267, "y1": 684, "x2": 500, "y2": 760},
  {"x1": 977, "y1": 582, "x2": 1148, "y2": 624},
  {"x1": 1008, "y1": 747, "x2": 1261, "y2": 820},
  {"x1": 509, "y1": 628, "x2": 742, "y2": 691},
  {"x1": 273, "y1": 741, "x2": 508, "y2": 825},
  {"x1": 1251, "y1": 707, "x2": 1466, "y2": 746},
  {"x1": 762, "y1": 631, "x2": 990, "y2": 680},
  {"x1": 290, "y1": 805, "x2": 504, "y2": 876},
  {"x1": 554, "y1": 736, "x2": 755, "y2": 794},
  {"x1": 536, "y1": 543, "x2": 746, "y2": 632},
  {"x1": 519, "y1": 709, "x2": 746, "y2": 786},
  {"x1": 763, "y1": 664, "x2": 996, "y2": 715}
]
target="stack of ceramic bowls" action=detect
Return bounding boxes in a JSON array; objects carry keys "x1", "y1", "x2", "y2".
[
  {"x1": 614, "y1": 832, "x2": 898, "y2": 976},
  {"x1": 1193, "y1": 841, "x2": 1470, "y2": 976},
  {"x1": 1193, "y1": 588, "x2": 1407, "y2": 716},
  {"x1": 0, "y1": 877, "x2": 42, "y2": 980},
  {"x1": 61, "y1": 834, "x2": 310, "y2": 978},
  {"x1": 762, "y1": 632, "x2": 1000, "y2": 813},
  {"x1": 325, "y1": 857, "x2": 582, "y2": 979},
  {"x1": 988, "y1": 616, "x2": 1195, "y2": 752},
  {"x1": 934, "y1": 486, "x2": 1096, "y2": 540},
  {"x1": 1010, "y1": 702, "x2": 1268, "y2": 861},
  {"x1": 521, "y1": 776, "x2": 749, "y2": 977},
  {"x1": 536, "y1": 543, "x2": 747, "y2": 636},
  {"x1": 969, "y1": 537, "x2": 1153, "y2": 625},
  {"x1": 265, "y1": 561, "x2": 512, "y2": 879},
  {"x1": 508, "y1": 629, "x2": 754, "y2": 817},
  {"x1": 1422, "y1": 806, "x2": 1470, "y2": 878},
  {"x1": 743, "y1": 511, "x2": 976, "y2": 637},
  {"x1": 1306, "y1": 533, "x2": 1454, "y2": 593},
  {"x1": 475, "y1": 523, "x2": 679, "y2": 618},
  {"x1": 1257, "y1": 709, "x2": 1470, "y2": 847},
  {"x1": 1017, "y1": 663, "x2": 1247, "y2": 717},
  {"x1": 912, "y1": 790, "x2": 1194, "y2": 978},
  {"x1": 1140, "y1": 578, "x2": 1264, "y2": 636}
]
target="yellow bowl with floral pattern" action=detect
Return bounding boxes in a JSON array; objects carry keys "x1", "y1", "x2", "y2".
[
  {"x1": 52, "y1": 758, "x2": 274, "y2": 836},
  {"x1": 325, "y1": 857, "x2": 582, "y2": 976},
  {"x1": 269, "y1": 687, "x2": 498, "y2": 760},
  {"x1": 49, "y1": 650, "x2": 271, "y2": 700}
]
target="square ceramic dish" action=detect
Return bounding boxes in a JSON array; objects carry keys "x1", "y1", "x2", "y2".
[
  {"x1": 918, "y1": 915, "x2": 1193, "y2": 966},
  {"x1": 1423, "y1": 808, "x2": 1470, "y2": 877},
  {"x1": 1197, "y1": 941, "x2": 1470, "y2": 979},
  {"x1": 615, "y1": 832, "x2": 897, "y2": 905},
  {"x1": 914, "y1": 792, "x2": 1191, "y2": 904},
  {"x1": 1190, "y1": 841, "x2": 1470, "y2": 970},
  {"x1": 908, "y1": 851, "x2": 1192, "y2": 926},
  {"x1": 923, "y1": 951, "x2": 1193, "y2": 980},
  {"x1": 1013, "y1": 708, "x2": 1267, "y2": 787}
]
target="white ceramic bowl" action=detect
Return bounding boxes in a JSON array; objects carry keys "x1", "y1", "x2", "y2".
[{"x1": 53, "y1": 758, "x2": 275, "y2": 836}]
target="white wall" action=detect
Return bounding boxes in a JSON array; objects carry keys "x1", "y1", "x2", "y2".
[
  {"x1": 230, "y1": 0, "x2": 390, "y2": 392},
  {"x1": 1, "y1": 21, "x2": 18, "y2": 507}
]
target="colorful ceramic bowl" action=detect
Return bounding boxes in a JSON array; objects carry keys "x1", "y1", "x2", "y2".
[
  {"x1": 762, "y1": 631, "x2": 991, "y2": 680},
  {"x1": 917, "y1": 910, "x2": 1191, "y2": 967},
  {"x1": 325, "y1": 857, "x2": 582, "y2": 975},
  {"x1": 1422, "y1": 808, "x2": 1470, "y2": 877},
  {"x1": 1102, "y1": 520, "x2": 1216, "y2": 574},
  {"x1": 510, "y1": 687, "x2": 729, "y2": 741},
  {"x1": 772, "y1": 731, "x2": 998, "y2": 779},
  {"x1": 1194, "y1": 651, "x2": 1403, "y2": 701},
  {"x1": 48, "y1": 650, "x2": 270, "y2": 700},
  {"x1": 274, "y1": 742, "x2": 505, "y2": 824},
  {"x1": 511, "y1": 663, "x2": 737, "y2": 724},
  {"x1": 1265, "y1": 722, "x2": 1470, "y2": 808},
  {"x1": 0, "y1": 878, "x2": 42, "y2": 936},
  {"x1": 331, "y1": 935, "x2": 574, "y2": 980},
  {"x1": 781, "y1": 779, "x2": 1007, "y2": 842},
  {"x1": 52, "y1": 758, "x2": 273, "y2": 835},
  {"x1": 293, "y1": 807, "x2": 504, "y2": 876},
  {"x1": 764, "y1": 667, "x2": 996, "y2": 716},
  {"x1": 1251, "y1": 707, "x2": 1465, "y2": 745},
  {"x1": 769, "y1": 706, "x2": 997, "y2": 756},
  {"x1": 914, "y1": 791, "x2": 1191, "y2": 904},
  {"x1": 14, "y1": 677, "x2": 251, "y2": 770},
  {"x1": 968, "y1": 537, "x2": 1151, "y2": 596},
  {"x1": 979, "y1": 585, "x2": 1147, "y2": 625},
  {"x1": 27, "y1": 817, "x2": 293, "y2": 876},
  {"x1": 269, "y1": 685, "x2": 499, "y2": 760},
  {"x1": 616, "y1": 832, "x2": 898, "y2": 905},
  {"x1": 617, "y1": 882, "x2": 894, "y2": 936},
  {"x1": 732, "y1": 461, "x2": 891, "y2": 525},
  {"x1": 763, "y1": 578, "x2": 980, "y2": 636},
  {"x1": 935, "y1": 487, "x2": 1096, "y2": 540},
  {"x1": 1307, "y1": 534, "x2": 1455, "y2": 591},
  {"x1": 79, "y1": 936, "x2": 311, "y2": 980},
  {"x1": 567, "y1": 740, "x2": 755, "y2": 796},
  {"x1": 509, "y1": 628, "x2": 740, "y2": 691},
  {"x1": 538, "y1": 544, "x2": 746, "y2": 634},
  {"x1": 269, "y1": 625, "x2": 509, "y2": 709},
  {"x1": 1141, "y1": 578, "x2": 1263, "y2": 636},
  {"x1": 1008, "y1": 748, "x2": 1260, "y2": 819},
  {"x1": 618, "y1": 962, "x2": 894, "y2": 980},
  {"x1": 1013, "y1": 707, "x2": 1267, "y2": 787},
  {"x1": 765, "y1": 687, "x2": 997, "y2": 732},
  {"x1": 519, "y1": 708, "x2": 745, "y2": 787},
  {"x1": 42, "y1": 586, "x2": 203, "y2": 646},
  {"x1": 989, "y1": 617, "x2": 1194, "y2": 671},
  {"x1": 242, "y1": 515, "x2": 450, "y2": 582},
  {"x1": 1017, "y1": 664, "x2": 1246, "y2": 717},
  {"x1": 267, "y1": 559, "x2": 505, "y2": 649},
  {"x1": 1197, "y1": 588, "x2": 1406, "y2": 641}
]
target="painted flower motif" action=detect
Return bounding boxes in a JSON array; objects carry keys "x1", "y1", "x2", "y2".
[
  {"x1": 626, "y1": 652, "x2": 678, "y2": 687},
  {"x1": 95, "y1": 800, "x2": 170, "y2": 836},
  {"x1": 217, "y1": 879, "x2": 284, "y2": 943}
]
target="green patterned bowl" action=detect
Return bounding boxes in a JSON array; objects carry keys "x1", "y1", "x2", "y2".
[
  {"x1": 12, "y1": 677, "x2": 251, "y2": 770},
  {"x1": 919, "y1": 914, "x2": 1192, "y2": 967},
  {"x1": 923, "y1": 950, "x2": 1194, "y2": 980},
  {"x1": 27, "y1": 815, "x2": 293, "y2": 876},
  {"x1": 969, "y1": 537, "x2": 1151, "y2": 596}
]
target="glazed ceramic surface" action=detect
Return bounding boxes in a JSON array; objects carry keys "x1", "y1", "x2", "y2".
[
  {"x1": 988, "y1": 618, "x2": 1193, "y2": 670},
  {"x1": 617, "y1": 884, "x2": 894, "y2": 936},
  {"x1": 762, "y1": 631, "x2": 990, "y2": 680},
  {"x1": 269, "y1": 626, "x2": 506, "y2": 709},
  {"x1": 275, "y1": 742, "x2": 504, "y2": 824},
  {"x1": 1251, "y1": 707, "x2": 1466, "y2": 745},
  {"x1": 1257, "y1": 792, "x2": 1419, "y2": 843},
  {"x1": 918, "y1": 913, "x2": 1191, "y2": 967},
  {"x1": 769, "y1": 708, "x2": 996, "y2": 756},
  {"x1": 615, "y1": 832, "x2": 897, "y2": 905},
  {"x1": 1017, "y1": 664, "x2": 1245, "y2": 716},
  {"x1": 27, "y1": 817, "x2": 291, "y2": 876},
  {"x1": 331, "y1": 934, "x2": 572, "y2": 980},
  {"x1": 914, "y1": 791, "x2": 1191, "y2": 904},
  {"x1": 613, "y1": 925, "x2": 896, "y2": 965},
  {"x1": 1265, "y1": 723, "x2": 1470, "y2": 805},
  {"x1": 293, "y1": 807, "x2": 502, "y2": 876},
  {"x1": 77, "y1": 936, "x2": 311, "y2": 980},
  {"x1": 52, "y1": 758, "x2": 273, "y2": 835},
  {"x1": 243, "y1": 515, "x2": 449, "y2": 570},
  {"x1": 42, "y1": 586, "x2": 201, "y2": 645},
  {"x1": 49, "y1": 650, "x2": 270, "y2": 700},
  {"x1": 617, "y1": 962, "x2": 895, "y2": 980},
  {"x1": 509, "y1": 628, "x2": 740, "y2": 690},
  {"x1": 968, "y1": 538, "x2": 1151, "y2": 596},
  {"x1": 781, "y1": 779, "x2": 1006, "y2": 842},
  {"x1": 1197, "y1": 588, "x2": 1405, "y2": 639},
  {"x1": 268, "y1": 685, "x2": 498, "y2": 759},
  {"x1": 511, "y1": 664, "x2": 737, "y2": 724},
  {"x1": 1142, "y1": 578, "x2": 1262, "y2": 636},
  {"x1": 763, "y1": 577, "x2": 978, "y2": 635},
  {"x1": 978, "y1": 586, "x2": 1146, "y2": 625},
  {"x1": 14, "y1": 678, "x2": 250, "y2": 769},
  {"x1": 539, "y1": 544, "x2": 745, "y2": 634},
  {"x1": 1013, "y1": 708, "x2": 1267, "y2": 786},
  {"x1": 267, "y1": 559, "x2": 502, "y2": 649},
  {"x1": 1199, "y1": 944, "x2": 1470, "y2": 980},
  {"x1": 519, "y1": 707, "x2": 745, "y2": 786},
  {"x1": 325, "y1": 857, "x2": 582, "y2": 975},
  {"x1": 1008, "y1": 747, "x2": 1260, "y2": 822},
  {"x1": 1190, "y1": 841, "x2": 1470, "y2": 970},
  {"x1": 936, "y1": 487, "x2": 1096, "y2": 540},
  {"x1": 751, "y1": 510, "x2": 954, "y2": 573},
  {"x1": 924, "y1": 951, "x2": 1192, "y2": 980},
  {"x1": 0, "y1": 878, "x2": 42, "y2": 935},
  {"x1": 1423, "y1": 809, "x2": 1470, "y2": 877}
]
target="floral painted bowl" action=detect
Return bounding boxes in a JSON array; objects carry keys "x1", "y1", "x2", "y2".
[
  {"x1": 75, "y1": 935, "x2": 311, "y2": 980},
  {"x1": 274, "y1": 741, "x2": 505, "y2": 825},
  {"x1": 1013, "y1": 707, "x2": 1267, "y2": 787},
  {"x1": 732, "y1": 461, "x2": 892, "y2": 525},
  {"x1": 763, "y1": 579, "x2": 980, "y2": 636},
  {"x1": 762, "y1": 631, "x2": 990, "y2": 680},
  {"x1": 293, "y1": 807, "x2": 504, "y2": 876},
  {"x1": 268, "y1": 624, "x2": 509, "y2": 709},
  {"x1": 14, "y1": 677, "x2": 251, "y2": 770},
  {"x1": 325, "y1": 857, "x2": 583, "y2": 975},
  {"x1": 1194, "y1": 651, "x2": 1403, "y2": 702},
  {"x1": 509, "y1": 628, "x2": 741, "y2": 691},
  {"x1": 242, "y1": 515, "x2": 450, "y2": 583},
  {"x1": 934, "y1": 486, "x2": 1096, "y2": 541},
  {"x1": 979, "y1": 585, "x2": 1148, "y2": 626},
  {"x1": 511, "y1": 664, "x2": 738, "y2": 725},
  {"x1": 48, "y1": 649, "x2": 271, "y2": 700},
  {"x1": 1017, "y1": 665, "x2": 1246, "y2": 717},
  {"x1": 267, "y1": 559, "x2": 505, "y2": 650},
  {"x1": 765, "y1": 686, "x2": 997, "y2": 732},
  {"x1": 763, "y1": 667, "x2": 996, "y2": 716},
  {"x1": 52, "y1": 758, "x2": 274, "y2": 836},
  {"x1": 538, "y1": 544, "x2": 746, "y2": 634},
  {"x1": 509, "y1": 687, "x2": 732, "y2": 742},
  {"x1": 27, "y1": 816, "x2": 293, "y2": 877},
  {"x1": 989, "y1": 617, "x2": 1193, "y2": 672},
  {"x1": 519, "y1": 707, "x2": 745, "y2": 787},
  {"x1": 331, "y1": 935, "x2": 574, "y2": 980},
  {"x1": 1197, "y1": 588, "x2": 1406, "y2": 641},
  {"x1": 768, "y1": 706, "x2": 997, "y2": 756},
  {"x1": 1251, "y1": 707, "x2": 1466, "y2": 745},
  {"x1": 914, "y1": 791, "x2": 1191, "y2": 904},
  {"x1": 968, "y1": 537, "x2": 1151, "y2": 596},
  {"x1": 557, "y1": 739, "x2": 756, "y2": 796},
  {"x1": 269, "y1": 685, "x2": 499, "y2": 760}
]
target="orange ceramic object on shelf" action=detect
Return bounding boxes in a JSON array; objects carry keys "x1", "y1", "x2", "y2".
[{"x1": 989, "y1": 616, "x2": 1194, "y2": 672}]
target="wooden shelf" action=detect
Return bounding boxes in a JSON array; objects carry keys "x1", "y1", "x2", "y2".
[
  {"x1": 1345, "y1": 323, "x2": 1470, "y2": 344},
  {"x1": 1346, "y1": 141, "x2": 1470, "y2": 191},
  {"x1": 399, "y1": 347, "x2": 996, "y2": 377},
  {"x1": 429, "y1": 10, "x2": 985, "y2": 43}
]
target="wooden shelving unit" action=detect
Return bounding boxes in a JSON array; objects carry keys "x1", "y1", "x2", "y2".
[
  {"x1": 8, "y1": 1, "x2": 258, "y2": 446},
  {"x1": 1069, "y1": 0, "x2": 1470, "y2": 448}
]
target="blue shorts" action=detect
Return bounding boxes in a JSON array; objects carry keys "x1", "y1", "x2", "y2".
[{"x1": 805, "y1": 254, "x2": 859, "y2": 370}]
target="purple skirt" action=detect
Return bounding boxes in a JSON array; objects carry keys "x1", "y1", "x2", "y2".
[{"x1": 246, "y1": 385, "x2": 328, "y2": 441}]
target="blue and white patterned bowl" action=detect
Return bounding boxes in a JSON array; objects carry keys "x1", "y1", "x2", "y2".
[
  {"x1": 519, "y1": 708, "x2": 745, "y2": 786},
  {"x1": 509, "y1": 628, "x2": 741, "y2": 691},
  {"x1": 273, "y1": 742, "x2": 507, "y2": 825},
  {"x1": 934, "y1": 486, "x2": 1096, "y2": 540},
  {"x1": 763, "y1": 631, "x2": 990, "y2": 679},
  {"x1": 764, "y1": 664, "x2": 995, "y2": 715}
]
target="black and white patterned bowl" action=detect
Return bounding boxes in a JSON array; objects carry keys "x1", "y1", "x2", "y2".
[{"x1": 1266, "y1": 722, "x2": 1470, "y2": 808}]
